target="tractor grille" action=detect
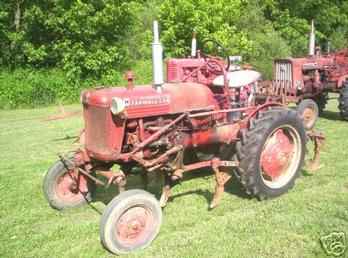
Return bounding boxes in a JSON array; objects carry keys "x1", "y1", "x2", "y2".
[
  {"x1": 275, "y1": 61, "x2": 292, "y2": 82},
  {"x1": 84, "y1": 105, "x2": 110, "y2": 154}
]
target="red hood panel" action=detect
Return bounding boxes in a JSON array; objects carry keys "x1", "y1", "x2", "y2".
[{"x1": 82, "y1": 83, "x2": 218, "y2": 118}]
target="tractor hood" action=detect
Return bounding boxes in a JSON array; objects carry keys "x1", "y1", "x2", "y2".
[{"x1": 81, "y1": 82, "x2": 218, "y2": 119}]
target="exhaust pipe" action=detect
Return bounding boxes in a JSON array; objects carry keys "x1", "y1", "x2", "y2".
[
  {"x1": 191, "y1": 31, "x2": 197, "y2": 57},
  {"x1": 152, "y1": 21, "x2": 164, "y2": 91},
  {"x1": 327, "y1": 41, "x2": 331, "y2": 54},
  {"x1": 309, "y1": 20, "x2": 315, "y2": 56}
]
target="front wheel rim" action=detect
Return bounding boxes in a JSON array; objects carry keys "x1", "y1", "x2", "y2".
[
  {"x1": 115, "y1": 205, "x2": 155, "y2": 248},
  {"x1": 260, "y1": 125, "x2": 302, "y2": 189}
]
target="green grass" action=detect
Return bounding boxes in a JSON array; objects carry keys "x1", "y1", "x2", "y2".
[{"x1": 1, "y1": 99, "x2": 348, "y2": 258}]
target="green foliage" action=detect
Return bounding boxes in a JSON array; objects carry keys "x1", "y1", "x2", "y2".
[
  {"x1": 1, "y1": 0, "x2": 348, "y2": 108},
  {"x1": 330, "y1": 27, "x2": 348, "y2": 51},
  {"x1": 159, "y1": 0, "x2": 252, "y2": 57},
  {"x1": 1, "y1": 0, "x2": 139, "y2": 82},
  {"x1": 159, "y1": 0, "x2": 290, "y2": 78},
  {"x1": 0, "y1": 69, "x2": 78, "y2": 109},
  {"x1": 235, "y1": 0, "x2": 291, "y2": 78},
  {"x1": 264, "y1": 0, "x2": 348, "y2": 54}
]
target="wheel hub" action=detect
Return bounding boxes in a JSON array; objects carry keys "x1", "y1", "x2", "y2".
[
  {"x1": 55, "y1": 170, "x2": 88, "y2": 203},
  {"x1": 116, "y1": 206, "x2": 153, "y2": 246},
  {"x1": 302, "y1": 107, "x2": 315, "y2": 126},
  {"x1": 261, "y1": 129, "x2": 294, "y2": 179}
]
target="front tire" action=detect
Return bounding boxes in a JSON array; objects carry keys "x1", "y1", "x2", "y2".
[
  {"x1": 100, "y1": 189, "x2": 162, "y2": 255},
  {"x1": 236, "y1": 108, "x2": 306, "y2": 200},
  {"x1": 43, "y1": 158, "x2": 95, "y2": 210}
]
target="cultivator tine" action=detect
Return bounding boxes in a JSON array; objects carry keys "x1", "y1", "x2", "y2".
[
  {"x1": 306, "y1": 131, "x2": 325, "y2": 172},
  {"x1": 210, "y1": 160, "x2": 232, "y2": 209},
  {"x1": 159, "y1": 184, "x2": 171, "y2": 208},
  {"x1": 159, "y1": 175, "x2": 174, "y2": 208}
]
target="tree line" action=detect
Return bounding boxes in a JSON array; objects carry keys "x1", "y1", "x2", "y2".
[{"x1": 1, "y1": 0, "x2": 348, "y2": 107}]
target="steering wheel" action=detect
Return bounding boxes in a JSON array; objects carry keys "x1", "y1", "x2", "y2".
[{"x1": 200, "y1": 39, "x2": 231, "y2": 72}]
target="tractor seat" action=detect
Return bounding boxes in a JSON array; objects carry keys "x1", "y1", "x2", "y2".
[{"x1": 212, "y1": 70, "x2": 262, "y2": 88}]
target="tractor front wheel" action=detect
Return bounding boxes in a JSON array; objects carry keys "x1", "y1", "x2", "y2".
[
  {"x1": 236, "y1": 108, "x2": 306, "y2": 200},
  {"x1": 43, "y1": 158, "x2": 95, "y2": 210},
  {"x1": 339, "y1": 81, "x2": 348, "y2": 120},
  {"x1": 100, "y1": 189, "x2": 162, "y2": 255}
]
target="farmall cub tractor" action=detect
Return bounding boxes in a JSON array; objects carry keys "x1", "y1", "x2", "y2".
[
  {"x1": 266, "y1": 21, "x2": 348, "y2": 130},
  {"x1": 43, "y1": 22, "x2": 319, "y2": 255}
]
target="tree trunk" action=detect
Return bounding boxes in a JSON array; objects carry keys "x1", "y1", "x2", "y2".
[{"x1": 14, "y1": 0, "x2": 21, "y2": 32}]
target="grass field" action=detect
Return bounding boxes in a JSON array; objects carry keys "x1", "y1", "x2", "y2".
[{"x1": 1, "y1": 98, "x2": 348, "y2": 258}]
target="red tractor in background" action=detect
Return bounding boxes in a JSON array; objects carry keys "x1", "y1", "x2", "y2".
[
  {"x1": 43, "y1": 21, "x2": 322, "y2": 255},
  {"x1": 265, "y1": 21, "x2": 348, "y2": 130}
]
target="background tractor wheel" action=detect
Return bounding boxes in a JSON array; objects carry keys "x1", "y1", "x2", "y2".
[
  {"x1": 100, "y1": 189, "x2": 162, "y2": 255},
  {"x1": 43, "y1": 158, "x2": 95, "y2": 210},
  {"x1": 313, "y1": 93, "x2": 327, "y2": 115},
  {"x1": 297, "y1": 99, "x2": 319, "y2": 130},
  {"x1": 339, "y1": 81, "x2": 348, "y2": 120},
  {"x1": 236, "y1": 108, "x2": 306, "y2": 200}
]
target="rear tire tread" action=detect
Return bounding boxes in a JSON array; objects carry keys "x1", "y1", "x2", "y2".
[{"x1": 236, "y1": 108, "x2": 306, "y2": 200}]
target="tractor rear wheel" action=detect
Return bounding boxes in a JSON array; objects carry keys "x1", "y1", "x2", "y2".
[
  {"x1": 236, "y1": 108, "x2": 306, "y2": 200},
  {"x1": 100, "y1": 189, "x2": 162, "y2": 255},
  {"x1": 297, "y1": 99, "x2": 319, "y2": 130},
  {"x1": 43, "y1": 158, "x2": 95, "y2": 210},
  {"x1": 339, "y1": 81, "x2": 348, "y2": 120}
]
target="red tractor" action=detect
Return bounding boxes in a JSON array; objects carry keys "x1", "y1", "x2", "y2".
[
  {"x1": 266, "y1": 21, "x2": 348, "y2": 130},
  {"x1": 43, "y1": 21, "x2": 319, "y2": 254}
]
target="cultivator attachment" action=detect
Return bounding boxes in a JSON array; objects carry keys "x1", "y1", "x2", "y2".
[
  {"x1": 306, "y1": 130, "x2": 326, "y2": 172},
  {"x1": 158, "y1": 158, "x2": 237, "y2": 209},
  {"x1": 210, "y1": 160, "x2": 233, "y2": 209}
]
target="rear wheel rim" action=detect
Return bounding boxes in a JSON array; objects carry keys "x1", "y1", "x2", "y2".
[
  {"x1": 115, "y1": 205, "x2": 154, "y2": 248},
  {"x1": 260, "y1": 125, "x2": 302, "y2": 189},
  {"x1": 55, "y1": 169, "x2": 88, "y2": 204}
]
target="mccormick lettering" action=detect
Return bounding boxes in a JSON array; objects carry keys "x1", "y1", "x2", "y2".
[{"x1": 123, "y1": 95, "x2": 170, "y2": 107}]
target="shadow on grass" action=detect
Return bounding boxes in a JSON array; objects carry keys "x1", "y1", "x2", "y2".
[
  {"x1": 301, "y1": 167, "x2": 318, "y2": 177},
  {"x1": 168, "y1": 174, "x2": 250, "y2": 210},
  {"x1": 89, "y1": 168, "x2": 249, "y2": 212},
  {"x1": 320, "y1": 110, "x2": 342, "y2": 121},
  {"x1": 86, "y1": 165, "x2": 317, "y2": 214},
  {"x1": 52, "y1": 135, "x2": 78, "y2": 142},
  {"x1": 92, "y1": 174, "x2": 150, "y2": 206}
]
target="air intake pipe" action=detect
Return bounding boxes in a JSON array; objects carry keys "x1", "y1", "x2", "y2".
[
  {"x1": 309, "y1": 20, "x2": 315, "y2": 56},
  {"x1": 152, "y1": 21, "x2": 164, "y2": 92}
]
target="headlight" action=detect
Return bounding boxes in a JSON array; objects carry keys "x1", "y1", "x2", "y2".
[{"x1": 110, "y1": 97, "x2": 126, "y2": 115}]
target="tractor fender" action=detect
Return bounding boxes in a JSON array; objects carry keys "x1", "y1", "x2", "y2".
[{"x1": 246, "y1": 103, "x2": 285, "y2": 121}]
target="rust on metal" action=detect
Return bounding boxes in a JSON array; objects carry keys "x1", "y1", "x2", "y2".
[{"x1": 210, "y1": 161, "x2": 232, "y2": 209}]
